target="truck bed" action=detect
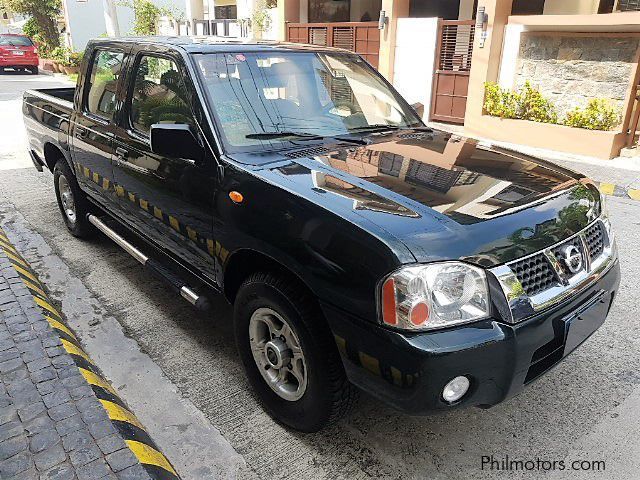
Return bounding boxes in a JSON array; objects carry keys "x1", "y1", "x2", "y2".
[
  {"x1": 22, "y1": 87, "x2": 76, "y2": 171},
  {"x1": 27, "y1": 87, "x2": 75, "y2": 105}
]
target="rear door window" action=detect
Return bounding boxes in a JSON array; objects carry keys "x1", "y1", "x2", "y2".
[{"x1": 84, "y1": 49, "x2": 125, "y2": 120}]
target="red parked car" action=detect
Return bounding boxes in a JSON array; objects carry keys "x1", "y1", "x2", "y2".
[{"x1": 0, "y1": 34, "x2": 39, "y2": 74}]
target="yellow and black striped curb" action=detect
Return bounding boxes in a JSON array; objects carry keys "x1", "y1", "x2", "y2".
[
  {"x1": 0, "y1": 227, "x2": 180, "y2": 480},
  {"x1": 598, "y1": 182, "x2": 640, "y2": 201}
]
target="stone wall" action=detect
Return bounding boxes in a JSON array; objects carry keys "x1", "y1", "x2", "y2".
[{"x1": 514, "y1": 34, "x2": 639, "y2": 119}]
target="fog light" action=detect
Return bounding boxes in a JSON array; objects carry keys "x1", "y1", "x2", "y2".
[{"x1": 442, "y1": 376, "x2": 470, "y2": 403}]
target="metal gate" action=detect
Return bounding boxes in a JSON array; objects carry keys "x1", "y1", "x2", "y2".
[
  {"x1": 287, "y1": 22, "x2": 380, "y2": 69},
  {"x1": 430, "y1": 20, "x2": 476, "y2": 124}
]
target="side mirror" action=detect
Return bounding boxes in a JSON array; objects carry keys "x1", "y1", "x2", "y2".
[
  {"x1": 411, "y1": 102, "x2": 425, "y2": 118},
  {"x1": 150, "y1": 124, "x2": 203, "y2": 162}
]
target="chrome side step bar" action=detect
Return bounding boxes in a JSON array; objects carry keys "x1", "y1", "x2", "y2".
[
  {"x1": 88, "y1": 214, "x2": 148, "y2": 264},
  {"x1": 87, "y1": 214, "x2": 209, "y2": 310}
]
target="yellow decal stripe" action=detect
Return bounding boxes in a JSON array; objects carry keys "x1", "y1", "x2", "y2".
[{"x1": 358, "y1": 351, "x2": 381, "y2": 376}]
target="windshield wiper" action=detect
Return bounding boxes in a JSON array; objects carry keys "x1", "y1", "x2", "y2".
[
  {"x1": 246, "y1": 131, "x2": 323, "y2": 141},
  {"x1": 348, "y1": 124, "x2": 400, "y2": 133}
]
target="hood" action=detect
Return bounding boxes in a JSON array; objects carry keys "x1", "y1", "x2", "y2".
[{"x1": 243, "y1": 130, "x2": 602, "y2": 267}]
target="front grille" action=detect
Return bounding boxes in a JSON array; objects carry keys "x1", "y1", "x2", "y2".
[
  {"x1": 493, "y1": 219, "x2": 613, "y2": 323},
  {"x1": 511, "y1": 253, "x2": 559, "y2": 296},
  {"x1": 584, "y1": 221, "x2": 605, "y2": 260}
]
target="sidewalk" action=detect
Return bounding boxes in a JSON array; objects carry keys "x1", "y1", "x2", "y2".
[{"x1": 0, "y1": 231, "x2": 171, "y2": 480}]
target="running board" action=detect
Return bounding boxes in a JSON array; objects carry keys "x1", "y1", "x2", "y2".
[{"x1": 87, "y1": 214, "x2": 210, "y2": 311}]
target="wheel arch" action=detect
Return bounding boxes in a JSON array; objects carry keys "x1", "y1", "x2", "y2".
[
  {"x1": 223, "y1": 248, "x2": 318, "y2": 306},
  {"x1": 43, "y1": 142, "x2": 73, "y2": 173}
]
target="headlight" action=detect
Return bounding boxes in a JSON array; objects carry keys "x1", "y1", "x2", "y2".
[{"x1": 379, "y1": 262, "x2": 490, "y2": 331}]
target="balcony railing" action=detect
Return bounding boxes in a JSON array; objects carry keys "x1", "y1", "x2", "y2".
[{"x1": 177, "y1": 19, "x2": 249, "y2": 37}]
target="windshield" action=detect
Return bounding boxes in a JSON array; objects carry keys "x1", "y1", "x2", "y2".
[
  {"x1": 192, "y1": 51, "x2": 422, "y2": 152},
  {"x1": 0, "y1": 35, "x2": 33, "y2": 46}
]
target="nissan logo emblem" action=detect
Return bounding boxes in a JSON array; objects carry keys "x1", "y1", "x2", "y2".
[{"x1": 560, "y1": 244, "x2": 583, "y2": 274}]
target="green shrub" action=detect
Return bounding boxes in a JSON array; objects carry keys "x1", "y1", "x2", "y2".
[
  {"x1": 564, "y1": 98, "x2": 621, "y2": 131},
  {"x1": 484, "y1": 81, "x2": 557, "y2": 123},
  {"x1": 484, "y1": 82, "x2": 519, "y2": 119},
  {"x1": 484, "y1": 82, "x2": 622, "y2": 131},
  {"x1": 517, "y1": 81, "x2": 558, "y2": 124},
  {"x1": 48, "y1": 46, "x2": 67, "y2": 62}
]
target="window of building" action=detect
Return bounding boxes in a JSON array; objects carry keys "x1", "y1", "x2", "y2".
[
  {"x1": 511, "y1": 0, "x2": 545, "y2": 15},
  {"x1": 410, "y1": 0, "x2": 461, "y2": 19},
  {"x1": 309, "y1": 0, "x2": 350, "y2": 22},
  {"x1": 84, "y1": 49, "x2": 124, "y2": 119},
  {"x1": 214, "y1": 5, "x2": 237, "y2": 19},
  {"x1": 128, "y1": 55, "x2": 193, "y2": 135}
]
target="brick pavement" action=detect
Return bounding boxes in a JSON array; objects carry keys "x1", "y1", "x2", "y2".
[{"x1": 0, "y1": 245, "x2": 153, "y2": 479}]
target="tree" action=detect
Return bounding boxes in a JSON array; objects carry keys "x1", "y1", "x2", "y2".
[{"x1": 2, "y1": 0, "x2": 61, "y2": 52}]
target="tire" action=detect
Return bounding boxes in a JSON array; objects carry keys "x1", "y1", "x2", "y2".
[
  {"x1": 234, "y1": 272, "x2": 358, "y2": 432},
  {"x1": 53, "y1": 159, "x2": 94, "y2": 238},
  {"x1": 28, "y1": 66, "x2": 38, "y2": 75}
]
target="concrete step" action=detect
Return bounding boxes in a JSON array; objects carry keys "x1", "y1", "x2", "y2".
[{"x1": 619, "y1": 146, "x2": 640, "y2": 158}]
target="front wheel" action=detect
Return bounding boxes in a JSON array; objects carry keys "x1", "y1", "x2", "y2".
[
  {"x1": 234, "y1": 272, "x2": 358, "y2": 432},
  {"x1": 53, "y1": 160, "x2": 93, "y2": 238}
]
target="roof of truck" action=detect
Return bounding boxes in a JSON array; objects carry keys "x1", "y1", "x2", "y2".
[{"x1": 89, "y1": 36, "x2": 351, "y2": 54}]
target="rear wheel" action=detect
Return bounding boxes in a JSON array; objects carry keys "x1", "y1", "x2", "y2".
[
  {"x1": 28, "y1": 66, "x2": 38, "y2": 75},
  {"x1": 53, "y1": 159, "x2": 93, "y2": 238},
  {"x1": 234, "y1": 272, "x2": 358, "y2": 432}
]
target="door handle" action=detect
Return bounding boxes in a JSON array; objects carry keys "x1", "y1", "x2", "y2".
[
  {"x1": 75, "y1": 127, "x2": 88, "y2": 139},
  {"x1": 115, "y1": 147, "x2": 128, "y2": 159}
]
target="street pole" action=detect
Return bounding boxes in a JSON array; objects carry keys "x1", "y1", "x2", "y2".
[{"x1": 103, "y1": 0, "x2": 121, "y2": 37}]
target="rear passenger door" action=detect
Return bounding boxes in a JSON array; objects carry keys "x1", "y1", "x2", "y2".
[
  {"x1": 111, "y1": 48, "x2": 218, "y2": 281},
  {"x1": 71, "y1": 46, "x2": 129, "y2": 207}
]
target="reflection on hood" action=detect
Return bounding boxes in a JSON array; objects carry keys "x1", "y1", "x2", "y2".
[{"x1": 286, "y1": 130, "x2": 587, "y2": 225}]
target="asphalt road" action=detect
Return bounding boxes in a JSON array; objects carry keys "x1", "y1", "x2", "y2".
[{"x1": 2, "y1": 71, "x2": 640, "y2": 480}]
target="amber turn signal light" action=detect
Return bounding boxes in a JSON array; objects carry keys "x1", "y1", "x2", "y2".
[{"x1": 229, "y1": 191, "x2": 244, "y2": 204}]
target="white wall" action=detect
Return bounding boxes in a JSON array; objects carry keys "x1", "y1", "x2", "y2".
[
  {"x1": 497, "y1": 24, "x2": 524, "y2": 90},
  {"x1": 64, "y1": 0, "x2": 183, "y2": 52},
  {"x1": 65, "y1": 0, "x2": 106, "y2": 51},
  {"x1": 392, "y1": 17, "x2": 439, "y2": 121},
  {"x1": 262, "y1": 8, "x2": 278, "y2": 39}
]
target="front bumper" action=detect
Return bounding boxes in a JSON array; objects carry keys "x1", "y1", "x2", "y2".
[{"x1": 323, "y1": 260, "x2": 620, "y2": 415}]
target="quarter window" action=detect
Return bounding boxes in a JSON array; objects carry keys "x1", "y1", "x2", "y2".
[
  {"x1": 129, "y1": 55, "x2": 193, "y2": 135},
  {"x1": 85, "y1": 49, "x2": 124, "y2": 119}
]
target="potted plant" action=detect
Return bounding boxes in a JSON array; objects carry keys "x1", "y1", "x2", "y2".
[
  {"x1": 62, "y1": 51, "x2": 83, "y2": 75},
  {"x1": 48, "y1": 46, "x2": 66, "y2": 73}
]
